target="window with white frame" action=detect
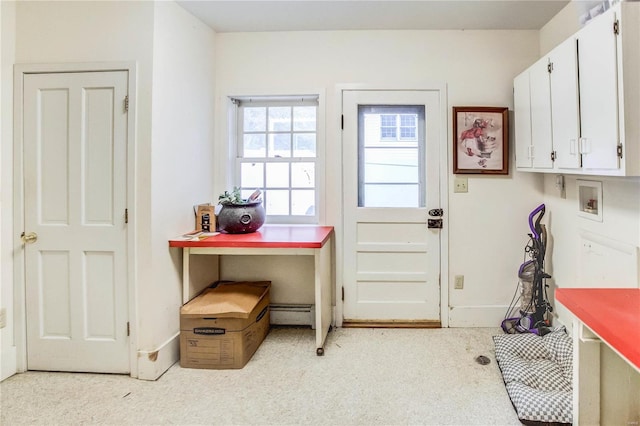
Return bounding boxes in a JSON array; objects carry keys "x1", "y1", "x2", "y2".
[
  {"x1": 233, "y1": 96, "x2": 319, "y2": 224},
  {"x1": 380, "y1": 113, "x2": 418, "y2": 141}
]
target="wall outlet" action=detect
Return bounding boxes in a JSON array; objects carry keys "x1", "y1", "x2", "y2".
[
  {"x1": 454, "y1": 275, "x2": 464, "y2": 289},
  {"x1": 0, "y1": 308, "x2": 6, "y2": 329},
  {"x1": 454, "y1": 177, "x2": 468, "y2": 193}
]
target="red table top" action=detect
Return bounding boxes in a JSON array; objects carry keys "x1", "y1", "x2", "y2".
[
  {"x1": 169, "y1": 225, "x2": 334, "y2": 249},
  {"x1": 556, "y1": 288, "x2": 640, "y2": 371}
]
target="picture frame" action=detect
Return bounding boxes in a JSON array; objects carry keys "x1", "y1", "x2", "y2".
[{"x1": 453, "y1": 106, "x2": 509, "y2": 175}]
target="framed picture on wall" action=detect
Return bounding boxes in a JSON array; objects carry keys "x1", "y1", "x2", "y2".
[{"x1": 453, "y1": 106, "x2": 509, "y2": 174}]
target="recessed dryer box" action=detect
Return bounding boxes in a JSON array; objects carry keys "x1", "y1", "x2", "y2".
[{"x1": 180, "y1": 281, "x2": 270, "y2": 369}]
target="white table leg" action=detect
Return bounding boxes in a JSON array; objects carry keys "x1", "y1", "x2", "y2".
[
  {"x1": 573, "y1": 318, "x2": 601, "y2": 425},
  {"x1": 182, "y1": 247, "x2": 190, "y2": 305},
  {"x1": 314, "y1": 241, "x2": 333, "y2": 355}
]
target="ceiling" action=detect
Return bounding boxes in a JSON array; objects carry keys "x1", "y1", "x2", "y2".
[{"x1": 176, "y1": 0, "x2": 571, "y2": 33}]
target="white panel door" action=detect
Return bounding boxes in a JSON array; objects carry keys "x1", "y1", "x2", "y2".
[
  {"x1": 342, "y1": 90, "x2": 442, "y2": 322},
  {"x1": 23, "y1": 71, "x2": 129, "y2": 373}
]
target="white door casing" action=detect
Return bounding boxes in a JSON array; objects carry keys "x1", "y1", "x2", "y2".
[
  {"x1": 23, "y1": 71, "x2": 130, "y2": 373},
  {"x1": 342, "y1": 90, "x2": 443, "y2": 322}
]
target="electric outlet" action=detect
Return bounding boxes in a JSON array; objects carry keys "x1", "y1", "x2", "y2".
[
  {"x1": 454, "y1": 177, "x2": 468, "y2": 193},
  {"x1": 454, "y1": 275, "x2": 464, "y2": 290},
  {"x1": 0, "y1": 308, "x2": 6, "y2": 329}
]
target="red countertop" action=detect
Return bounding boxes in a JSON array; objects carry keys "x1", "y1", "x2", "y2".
[
  {"x1": 169, "y1": 225, "x2": 334, "y2": 249},
  {"x1": 556, "y1": 288, "x2": 640, "y2": 371}
]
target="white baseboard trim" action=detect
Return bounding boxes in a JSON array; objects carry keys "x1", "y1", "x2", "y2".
[
  {"x1": 136, "y1": 332, "x2": 179, "y2": 381},
  {"x1": 448, "y1": 305, "x2": 510, "y2": 328}
]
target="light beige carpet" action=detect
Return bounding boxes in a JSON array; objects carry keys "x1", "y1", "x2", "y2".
[{"x1": 1, "y1": 327, "x2": 520, "y2": 425}]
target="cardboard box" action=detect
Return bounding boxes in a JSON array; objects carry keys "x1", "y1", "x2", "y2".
[
  {"x1": 195, "y1": 204, "x2": 216, "y2": 232},
  {"x1": 180, "y1": 281, "x2": 270, "y2": 369}
]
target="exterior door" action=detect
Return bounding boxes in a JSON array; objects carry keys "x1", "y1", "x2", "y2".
[
  {"x1": 23, "y1": 71, "x2": 130, "y2": 372},
  {"x1": 342, "y1": 90, "x2": 442, "y2": 323}
]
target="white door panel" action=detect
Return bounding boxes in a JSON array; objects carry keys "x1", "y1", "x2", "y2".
[
  {"x1": 24, "y1": 71, "x2": 129, "y2": 373},
  {"x1": 578, "y1": 10, "x2": 620, "y2": 170},
  {"x1": 342, "y1": 90, "x2": 442, "y2": 322}
]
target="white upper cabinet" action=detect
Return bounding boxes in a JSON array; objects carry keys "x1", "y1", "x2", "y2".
[
  {"x1": 513, "y1": 56, "x2": 554, "y2": 169},
  {"x1": 550, "y1": 37, "x2": 581, "y2": 170},
  {"x1": 530, "y1": 56, "x2": 554, "y2": 169},
  {"x1": 514, "y1": 70, "x2": 532, "y2": 169},
  {"x1": 514, "y1": 2, "x2": 640, "y2": 176},
  {"x1": 577, "y1": 6, "x2": 620, "y2": 171}
]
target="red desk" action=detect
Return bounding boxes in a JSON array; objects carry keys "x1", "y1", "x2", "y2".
[
  {"x1": 170, "y1": 225, "x2": 334, "y2": 355},
  {"x1": 556, "y1": 288, "x2": 640, "y2": 424}
]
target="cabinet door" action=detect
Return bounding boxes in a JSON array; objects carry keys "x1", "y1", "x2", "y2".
[
  {"x1": 578, "y1": 9, "x2": 620, "y2": 170},
  {"x1": 550, "y1": 37, "x2": 581, "y2": 169},
  {"x1": 514, "y1": 71, "x2": 532, "y2": 169},
  {"x1": 529, "y1": 57, "x2": 554, "y2": 169}
]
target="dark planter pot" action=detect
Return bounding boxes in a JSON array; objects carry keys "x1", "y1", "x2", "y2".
[{"x1": 217, "y1": 201, "x2": 265, "y2": 234}]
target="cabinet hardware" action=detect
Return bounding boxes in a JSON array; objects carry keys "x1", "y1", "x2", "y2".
[
  {"x1": 617, "y1": 143, "x2": 623, "y2": 159},
  {"x1": 551, "y1": 151, "x2": 556, "y2": 162},
  {"x1": 613, "y1": 20, "x2": 619, "y2": 35}
]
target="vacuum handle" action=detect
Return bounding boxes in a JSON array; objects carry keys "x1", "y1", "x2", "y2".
[{"x1": 528, "y1": 204, "x2": 545, "y2": 240}]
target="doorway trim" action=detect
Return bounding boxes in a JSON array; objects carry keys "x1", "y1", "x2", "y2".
[
  {"x1": 335, "y1": 83, "x2": 450, "y2": 328},
  {"x1": 13, "y1": 62, "x2": 138, "y2": 376}
]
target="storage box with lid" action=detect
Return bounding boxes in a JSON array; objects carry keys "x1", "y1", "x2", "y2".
[{"x1": 180, "y1": 281, "x2": 270, "y2": 369}]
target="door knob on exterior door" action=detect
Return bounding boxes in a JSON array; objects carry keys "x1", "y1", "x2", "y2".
[{"x1": 21, "y1": 232, "x2": 38, "y2": 244}]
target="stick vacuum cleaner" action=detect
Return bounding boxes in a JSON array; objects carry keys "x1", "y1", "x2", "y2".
[{"x1": 502, "y1": 204, "x2": 553, "y2": 335}]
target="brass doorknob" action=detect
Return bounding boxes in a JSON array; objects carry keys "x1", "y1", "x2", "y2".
[{"x1": 21, "y1": 232, "x2": 38, "y2": 244}]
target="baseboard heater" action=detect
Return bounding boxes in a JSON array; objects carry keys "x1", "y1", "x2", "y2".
[{"x1": 269, "y1": 303, "x2": 315, "y2": 329}]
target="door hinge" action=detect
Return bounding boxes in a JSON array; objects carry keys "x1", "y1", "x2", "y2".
[
  {"x1": 613, "y1": 20, "x2": 619, "y2": 35},
  {"x1": 124, "y1": 95, "x2": 129, "y2": 112},
  {"x1": 341, "y1": 287, "x2": 344, "y2": 301},
  {"x1": 547, "y1": 62, "x2": 553, "y2": 74},
  {"x1": 125, "y1": 208, "x2": 129, "y2": 224},
  {"x1": 551, "y1": 151, "x2": 556, "y2": 162},
  {"x1": 617, "y1": 143, "x2": 623, "y2": 159},
  {"x1": 127, "y1": 322, "x2": 130, "y2": 336},
  {"x1": 341, "y1": 114, "x2": 344, "y2": 130}
]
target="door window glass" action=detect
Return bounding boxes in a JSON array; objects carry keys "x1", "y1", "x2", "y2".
[{"x1": 358, "y1": 106, "x2": 426, "y2": 207}]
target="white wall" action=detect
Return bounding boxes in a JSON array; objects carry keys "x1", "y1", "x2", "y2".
[
  {"x1": 214, "y1": 29, "x2": 544, "y2": 326},
  {"x1": 146, "y1": 1, "x2": 216, "y2": 379},
  {"x1": 540, "y1": 2, "x2": 640, "y2": 423},
  {"x1": 4, "y1": 0, "x2": 216, "y2": 380},
  {"x1": 1, "y1": 0, "x2": 17, "y2": 382}
]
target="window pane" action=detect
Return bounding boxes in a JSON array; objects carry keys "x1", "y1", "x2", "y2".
[
  {"x1": 265, "y1": 190, "x2": 289, "y2": 215},
  {"x1": 291, "y1": 163, "x2": 315, "y2": 188},
  {"x1": 293, "y1": 134, "x2": 316, "y2": 157},
  {"x1": 364, "y1": 184, "x2": 420, "y2": 208},
  {"x1": 268, "y1": 134, "x2": 291, "y2": 158},
  {"x1": 293, "y1": 106, "x2": 316, "y2": 131},
  {"x1": 266, "y1": 162, "x2": 289, "y2": 188},
  {"x1": 241, "y1": 162, "x2": 264, "y2": 188},
  {"x1": 268, "y1": 107, "x2": 291, "y2": 131},
  {"x1": 358, "y1": 105, "x2": 425, "y2": 207},
  {"x1": 364, "y1": 148, "x2": 418, "y2": 183},
  {"x1": 244, "y1": 107, "x2": 266, "y2": 132},
  {"x1": 243, "y1": 134, "x2": 266, "y2": 157},
  {"x1": 292, "y1": 190, "x2": 315, "y2": 215},
  {"x1": 380, "y1": 114, "x2": 397, "y2": 139}
]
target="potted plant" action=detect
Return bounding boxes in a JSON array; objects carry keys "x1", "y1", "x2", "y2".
[{"x1": 217, "y1": 187, "x2": 265, "y2": 234}]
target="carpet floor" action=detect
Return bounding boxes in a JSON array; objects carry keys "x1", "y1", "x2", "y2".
[{"x1": 1, "y1": 327, "x2": 520, "y2": 425}]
